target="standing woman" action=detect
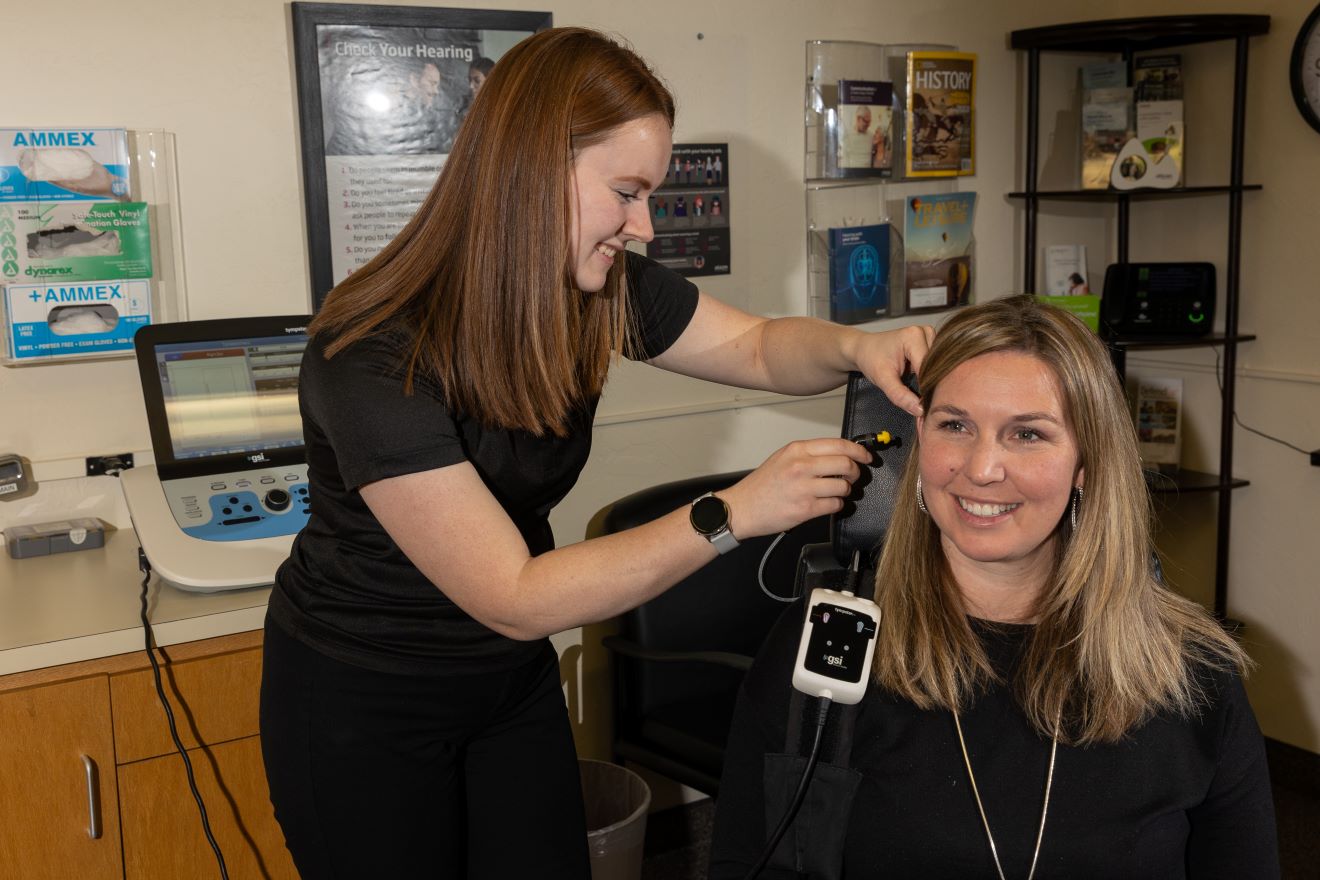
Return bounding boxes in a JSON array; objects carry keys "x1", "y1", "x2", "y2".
[{"x1": 260, "y1": 27, "x2": 932, "y2": 879}]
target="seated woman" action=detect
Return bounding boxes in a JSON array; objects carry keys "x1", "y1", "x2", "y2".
[{"x1": 710, "y1": 295, "x2": 1279, "y2": 879}]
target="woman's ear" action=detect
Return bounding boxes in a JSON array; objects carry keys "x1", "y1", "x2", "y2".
[{"x1": 1075, "y1": 466, "x2": 1085, "y2": 489}]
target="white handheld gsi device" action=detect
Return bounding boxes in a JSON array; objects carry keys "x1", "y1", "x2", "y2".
[{"x1": 791, "y1": 588, "x2": 881, "y2": 704}]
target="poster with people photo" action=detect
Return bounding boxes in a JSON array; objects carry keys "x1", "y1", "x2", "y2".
[
  {"x1": 292, "y1": 3, "x2": 551, "y2": 306},
  {"x1": 645, "y1": 143, "x2": 729, "y2": 278}
]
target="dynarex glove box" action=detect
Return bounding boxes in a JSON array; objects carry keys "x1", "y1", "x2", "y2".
[{"x1": 1, "y1": 202, "x2": 153, "y2": 287}]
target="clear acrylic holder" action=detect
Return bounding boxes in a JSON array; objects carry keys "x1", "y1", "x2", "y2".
[
  {"x1": 806, "y1": 181, "x2": 903, "y2": 320},
  {"x1": 804, "y1": 42, "x2": 959, "y2": 322},
  {"x1": 2, "y1": 128, "x2": 187, "y2": 367},
  {"x1": 805, "y1": 41, "x2": 954, "y2": 184}
]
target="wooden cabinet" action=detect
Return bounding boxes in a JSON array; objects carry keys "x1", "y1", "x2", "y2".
[
  {"x1": 0, "y1": 630, "x2": 296, "y2": 879},
  {"x1": 0, "y1": 676, "x2": 123, "y2": 879},
  {"x1": 110, "y1": 642, "x2": 264, "y2": 763},
  {"x1": 119, "y1": 736, "x2": 298, "y2": 880}
]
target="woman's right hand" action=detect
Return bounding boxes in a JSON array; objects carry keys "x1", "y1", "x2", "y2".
[{"x1": 719, "y1": 438, "x2": 872, "y2": 540}]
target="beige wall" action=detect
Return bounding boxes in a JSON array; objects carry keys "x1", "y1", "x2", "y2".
[{"x1": 1, "y1": 0, "x2": 1316, "y2": 760}]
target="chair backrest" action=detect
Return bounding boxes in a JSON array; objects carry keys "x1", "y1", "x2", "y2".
[
  {"x1": 831, "y1": 372, "x2": 919, "y2": 572},
  {"x1": 591, "y1": 383, "x2": 914, "y2": 795},
  {"x1": 588, "y1": 471, "x2": 829, "y2": 718}
]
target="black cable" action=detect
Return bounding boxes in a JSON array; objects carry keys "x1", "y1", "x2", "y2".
[
  {"x1": 137, "y1": 548, "x2": 230, "y2": 880},
  {"x1": 1212, "y1": 347, "x2": 1310, "y2": 456},
  {"x1": 742, "y1": 697, "x2": 833, "y2": 880}
]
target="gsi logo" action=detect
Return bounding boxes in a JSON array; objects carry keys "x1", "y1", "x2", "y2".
[{"x1": 247, "y1": 453, "x2": 269, "y2": 464}]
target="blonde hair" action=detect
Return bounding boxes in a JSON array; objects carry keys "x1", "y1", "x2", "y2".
[
  {"x1": 871, "y1": 295, "x2": 1247, "y2": 745},
  {"x1": 311, "y1": 28, "x2": 675, "y2": 437}
]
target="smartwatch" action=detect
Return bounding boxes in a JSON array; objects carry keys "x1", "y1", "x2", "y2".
[{"x1": 690, "y1": 492, "x2": 739, "y2": 555}]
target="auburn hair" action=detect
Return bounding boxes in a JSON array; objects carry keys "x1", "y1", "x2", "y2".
[
  {"x1": 310, "y1": 28, "x2": 675, "y2": 436},
  {"x1": 871, "y1": 295, "x2": 1248, "y2": 745}
]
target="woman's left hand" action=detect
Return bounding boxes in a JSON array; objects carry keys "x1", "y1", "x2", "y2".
[{"x1": 852, "y1": 324, "x2": 935, "y2": 416}]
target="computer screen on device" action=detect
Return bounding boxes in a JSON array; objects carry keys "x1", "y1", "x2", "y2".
[{"x1": 152, "y1": 333, "x2": 308, "y2": 461}]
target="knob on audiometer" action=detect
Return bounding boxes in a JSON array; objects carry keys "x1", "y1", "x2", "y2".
[{"x1": 264, "y1": 488, "x2": 291, "y2": 512}]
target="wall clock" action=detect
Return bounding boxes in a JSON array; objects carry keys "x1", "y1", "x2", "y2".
[{"x1": 1292, "y1": 2, "x2": 1320, "y2": 133}]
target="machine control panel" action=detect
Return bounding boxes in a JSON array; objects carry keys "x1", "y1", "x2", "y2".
[{"x1": 162, "y1": 464, "x2": 310, "y2": 541}]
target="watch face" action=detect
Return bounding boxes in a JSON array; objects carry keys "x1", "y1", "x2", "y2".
[
  {"x1": 691, "y1": 495, "x2": 729, "y2": 535},
  {"x1": 1293, "y1": 3, "x2": 1320, "y2": 133}
]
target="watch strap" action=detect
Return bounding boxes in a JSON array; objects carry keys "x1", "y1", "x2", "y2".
[{"x1": 708, "y1": 525, "x2": 740, "y2": 555}]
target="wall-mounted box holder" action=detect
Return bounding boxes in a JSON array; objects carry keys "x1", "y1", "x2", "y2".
[{"x1": 1, "y1": 128, "x2": 188, "y2": 367}]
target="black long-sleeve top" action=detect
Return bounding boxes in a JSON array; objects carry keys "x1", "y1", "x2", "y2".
[{"x1": 710, "y1": 602, "x2": 1280, "y2": 879}]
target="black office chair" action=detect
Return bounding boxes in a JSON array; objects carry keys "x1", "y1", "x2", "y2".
[
  {"x1": 587, "y1": 470, "x2": 830, "y2": 796},
  {"x1": 590, "y1": 373, "x2": 917, "y2": 797}
]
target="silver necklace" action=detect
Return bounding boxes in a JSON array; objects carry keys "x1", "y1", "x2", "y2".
[{"x1": 953, "y1": 711, "x2": 1059, "y2": 880}]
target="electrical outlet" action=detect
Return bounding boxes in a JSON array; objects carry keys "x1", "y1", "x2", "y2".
[{"x1": 86, "y1": 453, "x2": 135, "y2": 476}]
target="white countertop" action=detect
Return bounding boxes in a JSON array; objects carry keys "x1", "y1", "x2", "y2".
[{"x1": 0, "y1": 529, "x2": 272, "y2": 677}]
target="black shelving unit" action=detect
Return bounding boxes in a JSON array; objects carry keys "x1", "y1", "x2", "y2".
[{"x1": 1009, "y1": 15, "x2": 1270, "y2": 618}]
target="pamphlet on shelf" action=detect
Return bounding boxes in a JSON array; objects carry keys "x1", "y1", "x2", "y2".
[
  {"x1": 1081, "y1": 60, "x2": 1127, "y2": 89},
  {"x1": 1125, "y1": 100, "x2": 1184, "y2": 188},
  {"x1": 1134, "y1": 55, "x2": 1183, "y2": 101},
  {"x1": 1134, "y1": 377, "x2": 1183, "y2": 470},
  {"x1": 1039, "y1": 244, "x2": 1098, "y2": 330},
  {"x1": 834, "y1": 80, "x2": 894, "y2": 178},
  {"x1": 905, "y1": 51, "x2": 976, "y2": 177},
  {"x1": 903, "y1": 192, "x2": 975, "y2": 311},
  {"x1": 1043, "y1": 244, "x2": 1089, "y2": 296},
  {"x1": 828, "y1": 223, "x2": 891, "y2": 325},
  {"x1": 1081, "y1": 87, "x2": 1134, "y2": 189}
]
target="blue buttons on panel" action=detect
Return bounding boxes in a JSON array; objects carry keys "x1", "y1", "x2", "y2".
[{"x1": 182, "y1": 482, "x2": 311, "y2": 542}]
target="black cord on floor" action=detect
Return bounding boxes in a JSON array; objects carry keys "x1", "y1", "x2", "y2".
[
  {"x1": 742, "y1": 697, "x2": 833, "y2": 880},
  {"x1": 1213, "y1": 347, "x2": 1311, "y2": 457},
  {"x1": 137, "y1": 548, "x2": 230, "y2": 880}
]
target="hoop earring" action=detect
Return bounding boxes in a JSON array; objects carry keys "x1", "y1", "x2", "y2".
[
  {"x1": 916, "y1": 474, "x2": 928, "y2": 515},
  {"x1": 1070, "y1": 486, "x2": 1084, "y2": 531}
]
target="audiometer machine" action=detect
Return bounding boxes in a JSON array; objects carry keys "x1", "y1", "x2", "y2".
[{"x1": 121, "y1": 315, "x2": 312, "y2": 592}]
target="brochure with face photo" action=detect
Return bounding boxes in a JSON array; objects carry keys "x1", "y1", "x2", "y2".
[
  {"x1": 828, "y1": 222, "x2": 891, "y2": 325},
  {"x1": 834, "y1": 80, "x2": 894, "y2": 178}
]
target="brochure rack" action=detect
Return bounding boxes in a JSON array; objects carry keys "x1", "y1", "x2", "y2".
[
  {"x1": 803, "y1": 41, "x2": 959, "y2": 322},
  {"x1": 1008, "y1": 15, "x2": 1270, "y2": 618}
]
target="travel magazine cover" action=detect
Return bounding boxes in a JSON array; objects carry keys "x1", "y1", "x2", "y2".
[
  {"x1": 905, "y1": 52, "x2": 976, "y2": 177},
  {"x1": 903, "y1": 192, "x2": 976, "y2": 311}
]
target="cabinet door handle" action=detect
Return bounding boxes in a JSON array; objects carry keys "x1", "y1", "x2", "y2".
[{"x1": 81, "y1": 754, "x2": 102, "y2": 840}]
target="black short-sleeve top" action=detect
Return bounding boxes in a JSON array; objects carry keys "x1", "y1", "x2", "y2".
[{"x1": 269, "y1": 252, "x2": 699, "y2": 675}]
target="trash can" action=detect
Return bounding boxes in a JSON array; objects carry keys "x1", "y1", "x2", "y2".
[{"x1": 580, "y1": 759, "x2": 652, "y2": 880}]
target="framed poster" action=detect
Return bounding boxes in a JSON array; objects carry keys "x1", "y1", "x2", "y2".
[
  {"x1": 645, "y1": 143, "x2": 729, "y2": 278},
  {"x1": 291, "y1": 3, "x2": 551, "y2": 308}
]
